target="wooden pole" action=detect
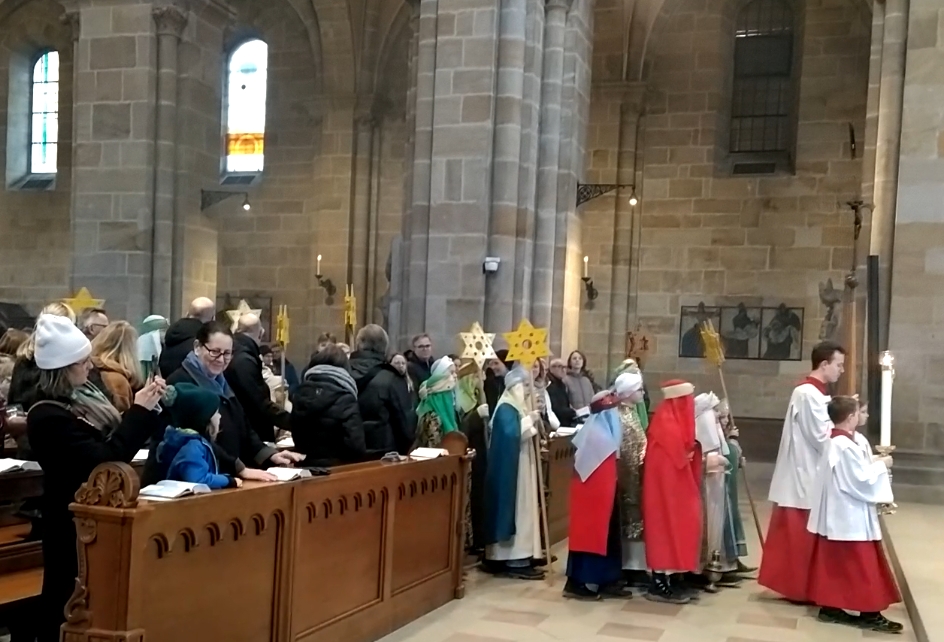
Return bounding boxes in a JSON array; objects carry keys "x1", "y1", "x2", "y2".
[{"x1": 529, "y1": 369, "x2": 553, "y2": 584}]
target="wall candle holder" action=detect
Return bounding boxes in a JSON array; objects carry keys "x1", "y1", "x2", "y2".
[
  {"x1": 315, "y1": 254, "x2": 337, "y2": 297},
  {"x1": 581, "y1": 256, "x2": 598, "y2": 301}
]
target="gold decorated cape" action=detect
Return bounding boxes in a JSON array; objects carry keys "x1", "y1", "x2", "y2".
[{"x1": 617, "y1": 405, "x2": 647, "y2": 541}]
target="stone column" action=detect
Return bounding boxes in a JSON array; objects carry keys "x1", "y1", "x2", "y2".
[
  {"x1": 69, "y1": 2, "x2": 159, "y2": 323},
  {"x1": 870, "y1": 0, "x2": 908, "y2": 350},
  {"x1": 531, "y1": 0, "x2": 569, "y2": 328},
  {"x1": 152, "y1": 4, "x2": 187, "y2": 319},
  {"x1": 485, "y1": 0, "x2": 528, "y2": 333},
  {"x1": 350, "y1": 108, "x2": 376, "y2": 328}
]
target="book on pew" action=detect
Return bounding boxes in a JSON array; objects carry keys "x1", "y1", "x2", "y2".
[
  {"x1": 276, "y1": 436, "x2": 295, "y2": 449},
  {"x1": 0, "y1": 459, "x2": 42, "y2": 474},
  {"x1": 132, "y1": 449, "x2": 149, "y2": 463},
  {"x1": 409, "y1": 448, "x2": 449, "y2": 460},
  {"x1": 139, "y1": 480, "x2": 211, "y2": 501},
  {"x1": 265, "y1": 467, "x2": 312, "y2": 482}
]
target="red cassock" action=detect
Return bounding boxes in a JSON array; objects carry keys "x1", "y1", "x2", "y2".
[
  {"x1": 757, "y1": 506, "x2": 816, "y2": 602},
  {"x1": 568, "y1": 454, "x2": 617, "y2": 555},
  {"x1": 642, "y1": 393, "x2": 702, "y2": 572},
  {"x1": 807, "y1": 537, "x2": 900, "y2": 612}
]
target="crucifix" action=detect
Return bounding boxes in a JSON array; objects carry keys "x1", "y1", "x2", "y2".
[{"x1": 839, "y1": 199, "x2": 867, "y2": 395}]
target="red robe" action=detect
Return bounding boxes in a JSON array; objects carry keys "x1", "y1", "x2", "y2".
[
  {"x1": 568, "y1": 454, "x2": 617, "y2": 555},
  {"x1": 642, "y1": 394, "x2": 702, "y2": 572}
]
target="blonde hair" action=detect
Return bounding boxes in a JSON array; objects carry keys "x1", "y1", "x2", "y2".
[
  {"x1": 91, "y1": 321, "x2": 142, "y2": 388},
  {"x1": 17, "y1": 301, "x2": 78, "y2": 360}
]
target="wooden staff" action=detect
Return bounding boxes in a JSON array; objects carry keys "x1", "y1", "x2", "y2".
[
  {"x1": 700, "y1": 321, "x2": 765, "y2": 551},
  {"x1": 528, "y1": 367, "x2": 554, "y2": 585}
]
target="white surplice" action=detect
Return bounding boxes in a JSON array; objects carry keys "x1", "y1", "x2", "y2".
[
  {"x1": 807, "y1": 431, "x2": 893, "y2": 541},
  {"x1": 486, "y1": 415, "x2": 543, "y2": 561},
  {"x1": 694, "y1": 394, "x2": 734, "y2": 571},
  {"x1": 768, "y1": 382, "x2": 831, "y2": 509}
]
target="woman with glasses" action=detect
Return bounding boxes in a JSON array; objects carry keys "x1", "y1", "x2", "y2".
[{"x1": 142, "y1": 321, "x2": 280, "y2": 486}]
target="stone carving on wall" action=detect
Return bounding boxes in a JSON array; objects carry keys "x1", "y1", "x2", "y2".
[{"x1": 818, "y1": 278, "x2": 842, "y2": 341}]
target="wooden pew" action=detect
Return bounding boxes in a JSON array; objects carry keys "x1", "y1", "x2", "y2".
[
  {"x1": 546, "y1": 435, "x2": 575, "y2": 546},
  {"x1": 62, "y1": 455, "x2": 471, "y2": 642}
]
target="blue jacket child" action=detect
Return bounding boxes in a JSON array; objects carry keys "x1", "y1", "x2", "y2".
[{"x1": 157, "y1": 382, "x2": 239, "y2": 490}]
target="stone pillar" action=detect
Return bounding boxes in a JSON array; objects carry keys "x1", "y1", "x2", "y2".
[
  {"x1": 350, "y1": 108, "x2": 375, "y2": 328},
  {"x1": 531, "y1": 0, "x2": 568, "y2": 328},
  {"x1": 69, "y1": 2, "x2": 159, "y2": 323},
  {"x1": 484, "y1": 0, "x2": 528, "y2": 333},
  {"x1": 870, "y1": 0, "x2": 908, "y2": 351},
  {"x1": 152, "y1": 4, "x2": 187, "y2": 318}
]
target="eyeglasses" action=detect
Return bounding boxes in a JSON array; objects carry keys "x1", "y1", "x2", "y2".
[
  {"x1": 550, "y1": 363, "x2": 565, "y2": 369},
  {"x1": 415, "y1": 344, "x2": 432, "y2": 350},
  {"x1": 201, "y1": 344, "x2": 233, "y2": 361}
]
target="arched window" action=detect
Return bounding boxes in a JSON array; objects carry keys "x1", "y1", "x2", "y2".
[
  {"x1": 225, "y1": 39, "x2": 268, "y2": 174},
  {"x1": 730, "y1": 0, "x2": 795, "y2": 154},
  {"x1": 30, "y1": 50, "x2": 59, "y2": 174}
]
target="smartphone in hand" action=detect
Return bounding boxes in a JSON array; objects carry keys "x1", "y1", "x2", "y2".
[{"x1": 149, "y1": 356, "x2": 159, "y2": 382}]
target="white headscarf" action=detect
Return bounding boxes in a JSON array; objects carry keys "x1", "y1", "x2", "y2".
[
  {"x1": 614, "y1": 372, "x2": 643, "y2": 399},
  {"x1": 694, "y1": 392, "x2": 723, "y2": 452},
  {"x1": 137, "y1": 314, "x2": 169, "y2": 363},
  {"x1": 431, "y1": 356, "x2": 453, "y2": 378}
]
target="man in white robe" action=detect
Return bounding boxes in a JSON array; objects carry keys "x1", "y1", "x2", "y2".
[
  {"x1": 805, "y1": 396, "x2": 901, "y2": 633},
  {"x1": 759, "y1": 341, "x2": 845, "y2": 602},
  {"x1": 483, "y1": 367, "x2": 544, "y2": 579}
]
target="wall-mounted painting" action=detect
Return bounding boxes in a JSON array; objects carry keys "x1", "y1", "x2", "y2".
[
  {"x1": 678, "y1": 303, "x2": 721, "y2": 358},
  {"x1": 760, "y1": 304, "x2": 804, "y2": 361},
  {"x1": 678, "y1": 302, "x2": 804, "y2": 362},
  {"x1": 216, "y1": 294, "x2": 274, "y2": 340}
]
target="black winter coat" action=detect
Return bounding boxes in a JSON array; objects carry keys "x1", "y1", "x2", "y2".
[
  {"x1": 349, "y1": 350, "x2": 417, "y2": 455},
  {"x1": 547, "y1": 376, "x2": 578, "y2": 427},
  {"x1": 141, "y1": 364, "x2": 277, "y2": 486},
  {"x1": 291, "y1": 365, "x2": 368, "y2": 465},
  {"x1": 158, "y1": 317, "x2": 203, "y2": 378},
  {"x1": 28, "y1": 401, "x2": 163, "y2": 641},
  {"x1": 406, "y1": 353, "x2": 434, "y2": 391},
  {"x1": 225, "y1": 333, "x2": 291, "y2": 443}
]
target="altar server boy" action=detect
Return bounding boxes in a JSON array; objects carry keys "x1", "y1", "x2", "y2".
[{"x1": 806, "y1": 396, "x2": 902, "y2": 634}]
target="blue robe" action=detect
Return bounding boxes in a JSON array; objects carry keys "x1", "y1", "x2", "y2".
[{"x1": 483, "y1": 403, "x2": 521, "y2": 545}]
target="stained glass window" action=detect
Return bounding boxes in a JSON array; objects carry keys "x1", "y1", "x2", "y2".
[
  {"x1": 30, "y1": 51, "x2": 59, "y2": 174},
  {"x1": 225, "y1": 39, "x2": 268, "y2": 173},
  {"x1": 730, "y1": 0, "x2": 794, "y2": 154}
]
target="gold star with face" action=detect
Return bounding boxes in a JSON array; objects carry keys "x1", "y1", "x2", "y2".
[
  {"x1": 63, "y1": 287, "x2": 105, "y2": 312},
  {"x1": 459, "y1": 321, "x2": 497, "y2": 369},
  {"x1": 503, "y1": 318, "x2": 550, "y2": 369},
  {"x1": 225, "y1": 299, "x2": 262, "y2": 332}
]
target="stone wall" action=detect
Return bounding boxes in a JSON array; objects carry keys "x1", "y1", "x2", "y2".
[
  {"x1": 0, "y1": 0, "x2": 73, "y2": 314},
  {"x1": 581, "y1": 0, "x2": 872, "y2": 416},
  {"x1": 887, "y1": 0, "x2": 944, "y2": 455}
]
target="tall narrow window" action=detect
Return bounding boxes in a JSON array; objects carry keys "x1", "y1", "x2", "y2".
[
  {"x1": 225, "y1": 39, "x2": 268, "y2": 174},
  {"x1": 30, "y1": 51, "x2": 59, "y2": 174},
  {"x1": 730, "y1": 0, "x2": 794, "y2": 154}
]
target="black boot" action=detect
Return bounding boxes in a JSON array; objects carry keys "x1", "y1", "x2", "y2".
[
  {"x1": 858, "y1": 612, "x2": 904, "y2": 634},
  {"x1": 622, "y1": 569, "x2": 650, "y2": 588},
  {"x1": 562, "y1": 579, "x2": 601, "y2": 601},
  {"x1": 735, "y1": 559, "x2": 758, "y2": 574},
  {"x1": 672, "y1": 574, "x2": 701, "y2": 601},
  {"x1": 645, "y1": 573, "x2": 690, "y2": 604},
  {"x1": 599, "y1": 582, "x2": 634, "y2": 599},
  {"x1": 817, "y1": 607, "x2": 858, "y2": 626},
  {"x1": 503, "y1": 564, "x2": 545, "y2": 580}
]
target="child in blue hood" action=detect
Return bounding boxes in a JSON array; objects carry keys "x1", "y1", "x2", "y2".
[{"x1": 157, "y1": 382, "x2": 241, "y2": 489}]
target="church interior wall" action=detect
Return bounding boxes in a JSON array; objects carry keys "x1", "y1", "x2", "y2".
[
  {"x1": 580, "y1": 0, "x2": 872, "y2": 417},
  {"x1": 0, "y1": 0, "x2": 73, "y2": 313}
]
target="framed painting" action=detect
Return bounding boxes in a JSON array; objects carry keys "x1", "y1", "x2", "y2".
[
  {"x1": 760, "y1": 305, "x2": 804, "y2": 361},
  {"x1": 719, "y1": 304, "x2": 762, "y2": 360},
  {"x1": 678, "y1": 303, "x2": 721, "y2": 358}
]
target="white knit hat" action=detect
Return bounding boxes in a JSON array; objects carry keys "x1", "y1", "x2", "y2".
[{"x1": 34, "y1": 314, "x2": 92, "y2": 370}]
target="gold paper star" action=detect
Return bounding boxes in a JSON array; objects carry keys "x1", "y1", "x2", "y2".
[
  {"x1": 699, "y1": 319, "x2": 725, "y2": 367},
  {"x1": 225, "y1": 299, "x2": 262, "y2": 332},
  {"x1": 63, "y1": 287, "x2": 105, "y2": 312},
  {"x1": 459, "y1": 321, "x2": 497, "y2": 369},
  {"x1": 503, "y1": 318, "x2": 550, "y2": 369}
]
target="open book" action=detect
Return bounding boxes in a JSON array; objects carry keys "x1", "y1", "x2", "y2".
[
  {"x1": 409, "y1": 448, "x2": 449, "y2": 460},
  {"x1": 139, "y1": 480, "x2": 211, "y2": 501},
  {"x1": 265, "y1": 467, "x2": 311, "y2": 482},
  {"x1": 0, "y1": 459, "x2": 42, "y2": 474}
]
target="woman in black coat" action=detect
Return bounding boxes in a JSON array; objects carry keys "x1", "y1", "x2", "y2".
[
  {"x1": 26, "y1": 314, "x2": 167, "y2": 642},
  {"x1": 142, "y1": 321, "x2": 289, "y2": 486},
  {"x1": 291, "y1": 344, "x2": 370, "y2": 465}
]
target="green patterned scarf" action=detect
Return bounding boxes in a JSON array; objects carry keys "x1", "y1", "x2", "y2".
[{"x1": 417, "y1": 372, "x2": 459, "y2": 434}]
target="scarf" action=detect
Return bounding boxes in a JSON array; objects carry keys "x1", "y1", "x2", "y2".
[
  {"x1": 71, "y1": 382, "x2": 122, "y2": 436},
  {"x1": 303, "y1": 364, "x2": 357, "y2": 397},
  {"x1": 183, "y1": 351, "x2": 234, "y2": 399},
  {"x1": 416, "y1": 372, "x2": 458, "y2": 434},
  {"x1": 456, "y1": 373, "x2": 480, "y2": 415}
]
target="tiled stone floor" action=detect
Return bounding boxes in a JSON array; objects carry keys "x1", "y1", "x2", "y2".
[{"x1": 380, "y1": 497, "x2": 916, "y2": 642}]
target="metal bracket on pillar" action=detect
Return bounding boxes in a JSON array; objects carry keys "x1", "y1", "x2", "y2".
[
  {"x1": 201, "y1": 190, "x2": 249, "y2": 212},
  {"x1": 576, "y1": 183, "x2": 633, "y2": 207}
]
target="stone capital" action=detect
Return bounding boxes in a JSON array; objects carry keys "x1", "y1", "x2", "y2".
[
  {"x1": 60, "y1": 10, "x2": 80, "y2": 42},
  {"x1": 545, "y1": 0, "x2": 573, "y2": 13},
  {"x1": 153, "y1": 4, "x2": 189, "y2": 38}
]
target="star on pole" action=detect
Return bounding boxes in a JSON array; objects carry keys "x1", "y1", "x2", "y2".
[
  {"x1": 225, "y1": 299, "x2": 262, "y2": 332},
  {"x1": 63, "y1": 287, "x2": 105, "y2": 312},
  {"x1": 503, "y1": 318, "x2": 550, "y2": 370},
  {"x1": 459, "y1": 321, "x2": 497, "y2": 369},
  {"x1": 699, "y1": 319, "x2": 725, "y2": 368}
]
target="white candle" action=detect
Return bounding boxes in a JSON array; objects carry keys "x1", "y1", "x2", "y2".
[
  {"x1": 316, "y1": 254, "x2": 322, "y2": 275},
  {"x1": 583, "y1": 255, "x2": 589, "y2": 278},
  {"x1": 880, "y1": 351, "x2": 894, "y2": 447}
]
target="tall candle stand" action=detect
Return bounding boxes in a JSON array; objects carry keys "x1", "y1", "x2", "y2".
[{"x1": 876, "y1": 351, "x2": 897, "y2": 516}]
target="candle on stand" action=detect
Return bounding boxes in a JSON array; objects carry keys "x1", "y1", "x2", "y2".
[
  {"x1": 316, "y1": 254, "x2": 322, "y2": 276},
  {"x1": 583, "y1": 255, "x2": 589, "y2": 278},
  {"x1": 879, "y1": 351, "x2": 894, "y2": 447}
]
